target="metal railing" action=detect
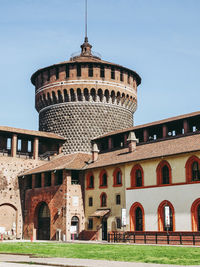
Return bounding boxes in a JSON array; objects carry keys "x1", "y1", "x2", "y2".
[{"x1": 108, "y1": 231, "x2": 200, "y2": 246}]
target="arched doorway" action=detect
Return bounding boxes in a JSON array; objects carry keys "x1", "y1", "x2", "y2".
[
  {"x1": 37, "y1": 202, "x2": 50, "y2": 240},
  {"x1": 0, "y1": 204, "x2": 17, "y2": 236},
  {"x1": 191, "y1": 198, "x2": 200, "y2": 231},
  {"x1": 71, "y1": 216, "x2": 79, "y2": 240}
]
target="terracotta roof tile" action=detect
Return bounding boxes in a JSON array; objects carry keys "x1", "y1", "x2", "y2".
[
  {"x1": 22, "y1": 153, "x2": 91, "y2": 175},
  {"x1": 93, "y1": 111, "x2": 200, "y2": 140},
  {"x1": 86, "y1": 134, "x2": 200, "y2": 169},
  {"x1": 0, "y1": 126, "x2": 65, "y2": 140}
]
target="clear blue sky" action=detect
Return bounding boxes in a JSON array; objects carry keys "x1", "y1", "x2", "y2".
[{"x1": 0, "y1": 0, "x2": 199, "y2": 130}]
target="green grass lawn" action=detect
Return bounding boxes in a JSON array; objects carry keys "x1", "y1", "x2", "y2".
[{"x1": 0, "y1": 242, "x2": 200, "y2": 265}]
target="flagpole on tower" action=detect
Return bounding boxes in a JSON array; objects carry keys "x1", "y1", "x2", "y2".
[{"x1": 85, "y1": 0, "x2": 88, "y2": 42}]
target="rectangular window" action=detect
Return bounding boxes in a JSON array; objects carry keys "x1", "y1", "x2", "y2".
[
  {"x1": 55, "y1": 67, "x2": 59, "y2": 79},
  {"x1": 77, "y1": 65, "x2": 81, "y2": 77},
  {"x1": 111, "y1": 67, "x2": 115, "y2": 79},
  {"x1": 120, "y1": 70, "x2": 123, "y2": 82},
  {"x1": 116, "y1": 218, "x2": 121, "y2": 229},
  {"x1": 127, "y1": 73, "x2": 130, "y2": 84},
  {"x1": 66, "y1": 65, "x2": 70, "y2": 78},
  {"x1": 88, "y1": 218, "x2": 93, "y2": 229},
  {"x1": 7, "y1": 138, "x2": 11, "y2": 150},
  {"x1": 88, "y1": 64, "x2": 93, "y2": 77},
  {"x1": 116, "y1": 194, "x2": 121, "y2": 205},
  {"x1": 17, "y1": 139, "x2": 21, "y2": 151},
  {"x1": 89, "y1": 197, "x2": 93, "y2": 207},
  {"x1": 100, "y1": 65, "x2": 105, "y2": 78},
  {"x1": 28, "y1": 141, "x2": 32, "y2": 152}
]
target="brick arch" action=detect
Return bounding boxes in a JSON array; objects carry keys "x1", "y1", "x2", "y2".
[
  {"x1": 191, "y1": 198, "x2": 200, "y2": 231},
  {"x1": 83, "y1": 88, "x2": 89, "y2": 101},
  {"x1": 57, "y1": 90, "x2": 63, "y2": 103},
  {"x1": 52, "y1": 91, "x2": 57, "y2": 104},
  {"x1": 104, "y1": 89, "x2": 109, "y2": 102},
  {"x1": 156, "y1": 160, "x2": 172, "y2": 185},
  {"x1": 77, "y1": 88, "x2": 82, "y2": 101},
  {"x1": 185, "y1": 155, "x2": 200, "y2": 183},
  {"x1": 0, "y1": 203, "x2": 18, "y2": 234},
  {"x1": 90, "y1": 88, "x2": 96, "y2": 101},
  {"x1": 157, "y1": 200, "x2": 175, "y2": 231},
  {"x1": 97, "y1": 88, "x2": 103, "y2": 102},
  {"x1": 129, "y1": 202, "x2": 145, "y2": 231},
  {"x1": 63, "y1": 89, "x2": 69, "y2": 102},
  {"x1": 34, "y1": 201, "x2": 50, "y2": 229},
  {"x1": 130, "y1": 164, "x2": 144, "y2": 187}
]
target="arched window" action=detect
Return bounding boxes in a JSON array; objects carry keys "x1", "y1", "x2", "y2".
[
  {"x1": 158, "y1": 200, "x2": 175, "y2": 232},
  {"x1": 130, "y1": 164, "x2": 144, "y2": 187},
  {"x1": 162, "y1": 165, "x2": 169, "y2": 184},
  {"x1": 129, "y1": 202, "x2": 145, "y2": 231},
  {"x1": 99, "y1": 170, "x2": 107, "y2": 188},
  {"x1": 191, "y1": 198, "x2": 200, "y2": 231},
  {"x1": 113, "y1": 168, "x2": 122, "y2": 187},
  {"x1": 100, "y1": 193, "x2": 107, "y2": 207},
  {"x1": 185, "y1": 156, "x2": 200, "y2": 182},
  {"x1": 156, "y1": 160, "x2": 172, "y2": 185},
  {"x1": 192, "y1": 162, "x2": 199, "y2": 181},
  {"x1": 86, "y1": 172, "x2": 94, "y2": 189}
]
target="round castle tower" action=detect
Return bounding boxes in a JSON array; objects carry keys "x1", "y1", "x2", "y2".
[{"x1": 31, "y1": 38, "x2": 141, "y2": 153}]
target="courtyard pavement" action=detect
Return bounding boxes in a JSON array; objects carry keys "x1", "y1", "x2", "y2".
[{"x1": 1, "y1": 254, "x2": 200, "y2": 267}]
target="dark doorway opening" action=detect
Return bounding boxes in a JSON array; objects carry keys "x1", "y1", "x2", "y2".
[
  {"x1": 102, "y1": 218, "x2": 107, "y2": 241},
  {"x1": 37, "y1": 202, "x2": 50, "y2": 240}
]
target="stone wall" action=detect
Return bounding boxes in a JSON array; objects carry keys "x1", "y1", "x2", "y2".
[
  {"x1": 39, "y1": 102, "x2": 134, "y2": 153},
  {"x1": 0, "y1": 156, "x2": 43, "y2": 239}
]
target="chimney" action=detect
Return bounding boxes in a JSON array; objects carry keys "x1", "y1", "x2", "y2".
[
  {"x1": 92, "y1": 143, "x2": 99, "y2": 162},
  {"x1": 127, "y1": 131, "x2": 138, "y2": 152}
]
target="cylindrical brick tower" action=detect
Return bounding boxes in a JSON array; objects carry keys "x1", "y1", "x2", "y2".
[{"x1": 31, "y1": 38, "x2": 141, "y2": 153}]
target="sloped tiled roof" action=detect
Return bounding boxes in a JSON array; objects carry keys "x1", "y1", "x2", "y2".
[
  {"x1": 86, "y1": 134, "x2": 200, "y2": 169},
  {"x1": 0, "y1": 126, "x2": 65, "y2": 140},
  {"x1": 93, "y1": 111, "x2": 200, "y2": 140},
  {"x1": 22, "y1": 153, "x2": 91, "y2": 175}
]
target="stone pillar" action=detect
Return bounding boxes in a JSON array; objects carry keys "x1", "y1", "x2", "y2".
[
  {"x1": 162, "y1": 124, "x2": 168, "y2": 138},
  {"x1": 11, "y1": 134, "x2": 17, "y2": 157},
  {"x1": 32, "y1": 174, "x2": 36, "y2": 189},
  {"x1": 143, "y1": 129, "x2": 149, "y2": 142},
  {"x1": 41, "y1": 173, "x2": 45, "y2": 187},
  {"x1": 33, "y1": 137, "x2": 39, "y2": 160},
  {"x1": 108, "y1": 137, "x2": 113, "y2": 150},
  {"x1": 183, "y1": 119, "x2": 189, "y2": 134}
]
